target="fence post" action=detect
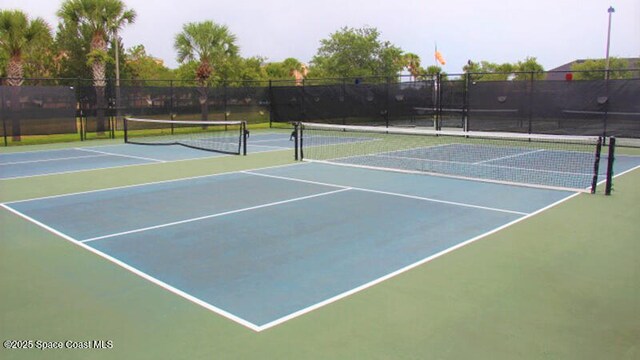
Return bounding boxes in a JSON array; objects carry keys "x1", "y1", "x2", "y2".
[
  {"x1": 301, "y1": 79, "x2": 306, "y2": 122},
  {"x1": 528, "y1": 71, "x2": 534, "y2": 134},
  {"x1": 1, "y1": 84, "x2": 6, "y2": 146},
  {"x1": 436, "y1": 73, "x2": 443, "y2": 130},
  {"x1": 268, "y1": 80, "x2": 273, "y2": 127},
  {"x1": 463, "y1": 73, "x2": 470, "y2": 131},
  {"x1": 385, "y1": 76, "x2": 390, "y2": 128},
  {"x1": 170, "y1": 80, "x2": 174, "y2": 119},
  {"x1": 342, "y1": 78, "x2": 346, "y2": 125},
  {"x1": 76, "y1": 78, "x2": 84, "y2": 141},
  {"x1": 224, "y1": 81, "x2": 228, "y2": 121}
]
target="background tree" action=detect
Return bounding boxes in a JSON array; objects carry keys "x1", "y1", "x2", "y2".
[
  {"x1": 571, "y1": 58, "x2": 632, "y2": 80},
  {"x1": 57, "y1": 0, "x2": 136, "y2": 133},
  {"x1": 0, "y1": 9, "x2": 52, "y2": 141},
  {"x1": 173, "y1": 60, "x2": 198, "y2": 83},
  {"x1": 54, "y1": 20, "x2": 93, "y2": 81},
  {"x1": 0, "y1": 10, "x2": 52, "y2": 85},
  {"x1": 0, "y1": 50, "x2": 7, "y2": 77},
  {"x1": 174, "y1": 20, "x2": 239, "y2": 119},
  {"x1": 463, "y1": 59, "x2": 542, "y2": 81},
  {"x1": 122, "y1": 44, "x2": 173, "y2": 85},
  {"x1": 424, "y1": 65, "x2": 447, "y2": 79},
  {"x1": 513, "y1": 57, "x2": 545, "y2": 80},
  {"x1": 231, "y1": 56, "x2": 267, "y2": 83},
  {"x1": 174, "y1": 21, "x2": 239, "y2": 85},
  {"x1": 264, "y1": 58, "x2": 304, "y2": 81},
  {"x1": 311, "y1": 26, "x2": 404, "y2": 79}
]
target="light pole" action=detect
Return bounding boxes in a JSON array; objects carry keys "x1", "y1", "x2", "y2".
[{"x1": 605, "y1": 6, "x2": 615, "y2": 80}]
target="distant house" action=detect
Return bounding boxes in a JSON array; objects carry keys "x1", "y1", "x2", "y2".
[{"x1": 545, "y1": 58, "x2": 640, "y2": 80}]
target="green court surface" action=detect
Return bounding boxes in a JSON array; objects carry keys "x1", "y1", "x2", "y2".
[{"x1": 1, "y1": 140, "x2": 639, "y2": 360}]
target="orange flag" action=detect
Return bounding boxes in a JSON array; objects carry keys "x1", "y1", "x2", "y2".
[{"x1": 435, "y1": 50, "x2": 446, "y2": 65}]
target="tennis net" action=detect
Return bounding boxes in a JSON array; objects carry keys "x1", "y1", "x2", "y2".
[
  {"x1": 297, "y1": 122, "x2": 605, "y2": 193},
  {"x1": 124, "y1": 118, "x2": 247, "y2": 155}
]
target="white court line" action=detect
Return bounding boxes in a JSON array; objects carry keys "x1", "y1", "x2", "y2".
[
  {"x1": 80, "y1": 188, "x2": 351, "y2": 243},
  {"x1": 242, "y1": 171, "x2": 528, "y2": 215},
  {"x1": 0, "y1": 146, "x2": 106, "y2": 155},
  {"x1": 75, "y1": 147, "x2": 166, "y2": 163},
  {"x1": 0, "y1": 154, "x2": 109, "y2": 166},
  {"x1": 0, "y1": 203, "x2": 262, "y2": 332},
  {"x1": 249, "y1": 138, "x2": 291, "y2": 143},
  {"x1": 248, "y1": 144, "x2": 290, "y2": 149},
  {"x1": 1, "y1": 161, "x2": 160, "y2": 181},
  {"x1": 473, "y1": 149, "x2": 546, "y2": 164},
  {"x1": 599, "y1": 164, "x2": 640, "y2": 183}
]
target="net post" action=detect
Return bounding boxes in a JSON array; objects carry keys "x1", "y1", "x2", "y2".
[
  {"x1": 80, "y1": 107, "x2": 86, "y2": 141},
  {"x1": 242, "y1": 121, "x2": 248, "y2": 156},
  {"x1": 605, "y1": 137, "x2": 616, "y2": 195},
  {"x1": 123, "y1": 116, "x2": 128, "y2": 143},
  {"x1": 590, "y1": 136, "x2": 603, "y2": 194},
  {"x1": 294, "y1": 122, "x2": 299, "y2": 160},
  {"x1": 298, "y1": 122, "x2": 304, "y2": 160},
  {"x1": 110, "y1": 109, "x2": 116, "y2": 140}
]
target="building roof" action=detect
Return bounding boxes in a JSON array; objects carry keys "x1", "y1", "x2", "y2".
[{"x1": 546, "y1": 58, "x2": 640, "y2": 80}]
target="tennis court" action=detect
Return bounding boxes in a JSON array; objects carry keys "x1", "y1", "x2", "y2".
[
  {"x1": 2, "y1": 123, "x2": 640, "y2": 359},
  {"x1": 0, "y1": 163, "x2": 585, "y2": 330}
]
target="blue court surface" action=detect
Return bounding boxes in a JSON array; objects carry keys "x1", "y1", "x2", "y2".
[
  {"x1": 4, "y1": 158, "x2": 638, "y2": 332},
  {"x1": 0, "y1": 132, "x2": 293, "y2": 179}
]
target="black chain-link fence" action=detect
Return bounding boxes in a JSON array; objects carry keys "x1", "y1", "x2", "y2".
[{"x1": 1, "y1": 70, "x2": 639, "y2": 147}]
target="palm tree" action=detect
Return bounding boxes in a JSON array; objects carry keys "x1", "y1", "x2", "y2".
[
  {"x1": 402, "y1": 53, "x2": 421, "y2": 81},
  {"x1": 174, "y1": 21, "x2": 238, "y2": 120},
  {"x1": 57, "y1": 0, "x2": 135, "y2": 133},
  {"x1": 0, "y1": 10, "x2": 51, "y2": 140}
]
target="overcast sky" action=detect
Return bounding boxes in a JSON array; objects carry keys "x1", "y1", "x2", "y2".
[{"x1": 4, "y1": 0, "x2": 639, "y2": 74}]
